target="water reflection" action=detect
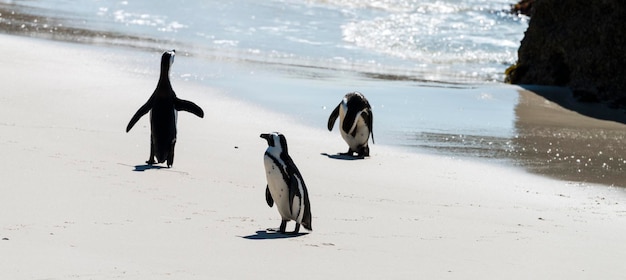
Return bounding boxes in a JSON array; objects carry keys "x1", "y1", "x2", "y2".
[{"x1": 411, "y1": 132, "x2": 514, "y2": 160}]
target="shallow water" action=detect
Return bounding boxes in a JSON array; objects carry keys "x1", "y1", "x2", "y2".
[{"x1": 3, "y1": 1, "x2": 626, "y2": 187}]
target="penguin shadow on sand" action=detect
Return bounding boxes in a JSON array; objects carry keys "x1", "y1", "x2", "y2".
[
  {"x1": 117, "y1": 162, "x2": 177, "y2": 172},
  {"x1": 320, "y1": 152, "x2": 367, "y2": 160},
  {"x1": 242, "y1": 229, "x2": 308, "y2": 240},
  {"x1": 132, "y1": 164, "x2": 167, "y2": 172}
]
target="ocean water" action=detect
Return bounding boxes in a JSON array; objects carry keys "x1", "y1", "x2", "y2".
[
  {"x1": 4, "y1": 0, "x2": 626, "y2": 187},
  {"x1": 0, "y1": 0, "x2": 526, "y2": 141},
  {"x1": 0, "y1": 0, "x2": 527, "y2": 83}
]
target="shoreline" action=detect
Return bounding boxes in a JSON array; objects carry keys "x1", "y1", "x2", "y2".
[
  {"x1": 1, "y1": 34, "x2": 626, "y2": 279},
  {"x1": 2, "y1": 2, "x2": 622, "y2": 187}
]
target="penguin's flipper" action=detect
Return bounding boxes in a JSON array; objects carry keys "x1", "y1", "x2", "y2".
[
  {"x1": 126, "y1": 99, "x2": 153, "y2": 132},
  {"x1": 362, "y1": 110, "x2": 375, "y2": 144},
  {"x1": 327, "y1": 103, "x2": 341, "y2": 131},
  {"x1": 302, "y1": 198, "x2": 312, "y2": 231},
  {"x1": 288, "y1": 173, "x2": 303, "y2": 217},
  {"x1": 265, "y1": 185, "x2": 274, "y2": 207},
  {"x1": 174, "y1": 98, "x2": 204, "y2": 118}
]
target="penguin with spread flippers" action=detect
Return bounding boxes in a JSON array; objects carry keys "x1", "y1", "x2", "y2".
[
  {"x1": 261, "y1": 132, "x2": 312, "y2": 234},
  {"x1": 126, "y1": 50, "x2": 204, "y2": 168},
  {"x1": 327, "y1": 92, "x2": 375, "y2": 157}
]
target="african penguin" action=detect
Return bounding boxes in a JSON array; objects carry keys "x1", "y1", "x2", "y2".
[
  {"x1": 260, "y1": 132, "x2": 312, "y2": 234},
  {"x1": 126, "y1": 50, "x2": 204, "y2": 168},
  {"x1": 327, "y1": 92, "x2": 375, "y2": 157}
]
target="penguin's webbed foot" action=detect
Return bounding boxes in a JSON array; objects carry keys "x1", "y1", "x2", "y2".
[
  {"x1": 339, "y1": 148, "x2": 356, "y2": 157},
  {"x1": 356, "y1": 146, "x2": 370, "y2": 158},
  {"x1": 339, "y1": 148, "x2": 368, "y2": 159},
  {"x1": 145, "y1": 159, "x2": 156, "y2": 165},
  {"x1": 267, "y1": 220, "x2": 289, "y2": 233},
  {"x1": 267, "y1": 221, "x2": 304, "y2": 235}
]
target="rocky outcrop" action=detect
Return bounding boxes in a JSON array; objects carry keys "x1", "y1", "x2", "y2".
[
  {"x1": 506, "y1": 0, "x2": 626, "y2": 108},
  {"x1": 511, "y1": 0, "x2": 535, "y2": 17}
]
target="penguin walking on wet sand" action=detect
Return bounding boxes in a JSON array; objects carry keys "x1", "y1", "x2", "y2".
[
  {"x1": 327, "y1": 92, "x2": 375, "y2": 157},
  {"x1": 126, "y1": 50, "x2": 204, "y2": 168},
  {"x1": 260, "y1": 132, "x2": 312, "y2": 234}
]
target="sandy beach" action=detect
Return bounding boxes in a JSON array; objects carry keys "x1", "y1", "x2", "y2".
[{"x1": 1, "y1": 34, "x2": 626, "y2": 279}]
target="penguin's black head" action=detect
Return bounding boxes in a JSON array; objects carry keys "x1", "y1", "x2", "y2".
[
  {"x1": 260, "y1": 132, "x2": 288, "y2": 154},
  {"x1": 344, "y1": 91, "x2": 370, "y2": 109},
  {"x1": 161, "y1": 49, "x2": 176, "y2": 73}
]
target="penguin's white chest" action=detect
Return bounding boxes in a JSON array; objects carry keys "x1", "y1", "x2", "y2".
[
  {"x1": 339, "y1": 106, "x2": 370, "y2": 150},
  {"x1": 263, "y1": 155, "x2": 294, "y2": 220}
]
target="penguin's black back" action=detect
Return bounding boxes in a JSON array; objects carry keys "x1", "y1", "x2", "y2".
[{"x1": 125, "y1": 50, "x2": 204, "y2": 166}]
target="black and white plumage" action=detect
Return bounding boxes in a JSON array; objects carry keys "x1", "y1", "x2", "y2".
[
  {"x1": 327, "y1": 92, "x2": 375, "y2": 157},
  {"x1": 260, "y1": 132, "x2": 312, "y2": 234},
  {"x1": 126, "y1": 50, "x2": 204, "y2": 168}
]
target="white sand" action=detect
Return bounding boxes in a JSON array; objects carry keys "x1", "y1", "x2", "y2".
[{"x1": 1, "y1": 34, "x2": 626, "y2": 279}]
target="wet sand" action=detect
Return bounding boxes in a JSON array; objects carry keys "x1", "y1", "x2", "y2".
[
  {"x1": 407, "y1": 86, "x2": 626, "y2": 188},
  {"x1": 512, "y1": 87, "x2": 626, "y2": 187}
]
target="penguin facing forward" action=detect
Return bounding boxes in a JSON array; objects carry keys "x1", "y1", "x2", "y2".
[
  {"x1": 126, "y1": 50, "x2": 204, "y2": 168},
  {"x1": 260, "y1": 132, "x2": 312, "y2": 234},
  {"x1": 327, "y1": 92, "x2": 375, "y2": 157}
]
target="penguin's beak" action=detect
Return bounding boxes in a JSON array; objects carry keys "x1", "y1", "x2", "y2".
[{"x1": 260, "y1": 133, "x2": 273, "y2": 146}]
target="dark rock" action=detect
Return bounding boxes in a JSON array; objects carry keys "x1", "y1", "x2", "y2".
[
  {"x1": 506, "y1": 0, "x2": 626, "y2": 108},
  {"x1": 572, "y1": 89, "x2": 600, "y2": 103},
  {"x1": 511, "y1": 0, "x2": 535, "y2": 16}
]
